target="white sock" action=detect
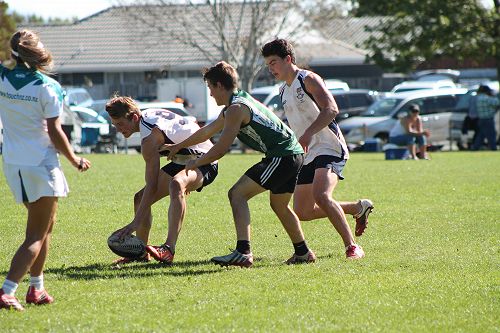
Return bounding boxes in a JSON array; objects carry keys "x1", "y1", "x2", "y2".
[
  {"x1": 30, "y1": 275, "x2": 44, "y2": 290},
  {"x1": 2, "y1": 279, "x2": 18, "y2": 296}
]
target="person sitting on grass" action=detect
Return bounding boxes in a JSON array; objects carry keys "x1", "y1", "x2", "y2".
[{"x1": 389, "y1": 104, "x2": 430, "y2": 160}]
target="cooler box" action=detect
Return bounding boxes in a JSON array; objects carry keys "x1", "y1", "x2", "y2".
[
  {"x1": 81, "y1": 127, "x2": 99, "y2": 147},
  {"x1": 383, "y1": 144, "x2": 409, "y2": 160},
  {"x1": 364, "y1": 138, "x2": 382, "y2": 152}
]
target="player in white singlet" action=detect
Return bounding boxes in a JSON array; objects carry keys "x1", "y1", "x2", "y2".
[
  {"x1": 107, "y1": 96, "x2": 218, "y2": 265},
  {"x1": 0, "y1": 30, "x2": 91, "y2": 311},
  {"x1": 262, "y1": 39, "x2": 374, "y2": 259}
]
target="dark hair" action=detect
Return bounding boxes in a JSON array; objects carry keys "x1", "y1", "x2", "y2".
[
  {"x1": 105, "y1": 95, "x2": 140, "y2": 120},
  {"x1": 261, "y1": 39, "x2": 296, "y2": 64},
  {"x1": 202, "y1": 61, "x2": 239, "y2": 91},
  {"x1": 10, "y1": 30, "x2": 53, "y2": 73},
  {"x1": 477, "y1": 85, "x2": 492, "y2": 94},
  {"x1": 409, "y1": 104, "x2": 420, "y2": 113}
]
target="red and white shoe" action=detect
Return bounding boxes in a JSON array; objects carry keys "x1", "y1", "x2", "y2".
[
  {"x1": 354, "y1": 199, "x2": 374, "y2": 237},
  {"x1": 346, "y1": 244, "x2": 365, "y2": 260},
  {"x1": 146, "y1": 244, "x2": 175, "y2": 264},
  {"x1": 26, "y1": 286, "x2": 54, "y2": 305},
  {"x1": 0, "y1": 289, "x2": 24, "y2": 311}
]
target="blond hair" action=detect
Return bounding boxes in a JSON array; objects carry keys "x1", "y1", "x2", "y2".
[
  {"x1": 105, "y1": 95, "x2": 140, "y2": 120},
  {"x1": 10, "y1": 30, "x2": 53, "y2": 74}
]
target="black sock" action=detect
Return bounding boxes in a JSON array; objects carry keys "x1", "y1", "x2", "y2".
[
  {"x1": 293, "y1": 241, "x2": 309, "y2": 256},
  {"x1": 236, "y1": 240, "x2": 251, "y2": 254}
]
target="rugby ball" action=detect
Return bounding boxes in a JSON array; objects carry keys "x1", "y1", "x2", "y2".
[{"x1": 107, "y1": 233, "x2": 146, "y2": 258}]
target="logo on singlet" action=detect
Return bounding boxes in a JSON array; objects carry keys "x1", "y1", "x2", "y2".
[{"x1": 296, "y1": 87, "x2": 304, "y2": 102}]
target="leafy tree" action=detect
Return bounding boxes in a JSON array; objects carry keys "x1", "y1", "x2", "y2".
[
  {"x1": 0, "y1": 1, "x2": 17, "y2": 63},
  {"x1": 358, "y1": 0, "x2": 499, "y2": 78},
  {"x1": 119, "y1": 0, "x2": 314, "y2": 91}
]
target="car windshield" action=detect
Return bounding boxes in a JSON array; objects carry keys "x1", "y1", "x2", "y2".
[
  {"x1": 360, "y1": 98, "x2": 403, "y2": 117},
  {"x1": 393, "y1": 87, "x2": 430, "y2": 93},
  {"x1": 76, "y1": 111, "x2": 104, "y2": 123},
  {"x1": 251, "y1": 93, "x2": 268, "y2": 103}
]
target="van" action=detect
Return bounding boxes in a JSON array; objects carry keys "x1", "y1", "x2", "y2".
[
  {"x1": 390, "y1": 80, "x2": 457, "y2": 93},
  {"x1": 339, "y1": 88, "x2": 468, "y2": 147}
]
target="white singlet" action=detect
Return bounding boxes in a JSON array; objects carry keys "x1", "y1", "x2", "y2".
[{"x1": 280, "y1": 69, "x2": 349, "y2": 164}]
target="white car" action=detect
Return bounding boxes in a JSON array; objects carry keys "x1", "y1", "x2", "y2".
[
  {"x1": 64, "y1": 87, "x2": 94, "y2": 108},
  {"x1": 390, "y1": 80, "x2": 457, "y2": 93},
  {"x1": 118, "y1": 101, "x2": 195, "y2": 151},
  {"x1": 339, "y1": 88, "x2": 468, "y2": 147},
  {"x1": 70, "y1": 106, "x2": 110, "y2": 147}
]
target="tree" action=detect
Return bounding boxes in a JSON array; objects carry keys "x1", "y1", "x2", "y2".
[
  {"x1": 358, "y1": 0, "x2": 499, "y2": 79},
  {"x1": 0, "y1": 1, "x2": 17, "y2": 63},
  {"x1": 119, "y1": 0, "x2": 311, "y2": 91}
]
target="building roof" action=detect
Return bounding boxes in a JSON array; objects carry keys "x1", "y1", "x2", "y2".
[{"x1": 27, "y1": 6, "x2": 378, "y2": 73}]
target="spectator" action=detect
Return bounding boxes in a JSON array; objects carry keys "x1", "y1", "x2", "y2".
[
  {"x1": 472, "y1": 85, "x2": 499, "y2": 151},
  {"x1": 389, "y1": 104, "x2": 430, "y2": 159}
]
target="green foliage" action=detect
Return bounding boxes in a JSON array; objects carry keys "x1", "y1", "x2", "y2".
[
  {"x1": 358, "y1": 0, "x2": 499, "y2": 73},
  {"x1": 0, "y1": 1, "x2": 16, "y2": 62},
  {"x1": 0, "y1": 152, "x2": 498, "y2": 331}
]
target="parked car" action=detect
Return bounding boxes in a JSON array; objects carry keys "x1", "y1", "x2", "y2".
[
  {"x1": 117, "y1": 101, "x2": 194, "y2": 151},
  {"x1": 411, "y1": 69, "x2": 461, "y2": 82},
  {"x1": 339, "y1": 88, "x2": 468, "y2": 147},
  {"x1": 331, "y1": 89, "x2": 381, "y2": 122},
  {"x1": 70, "y1": 106, "x2": 110, "y2": 148},
  {"x1": 64, "y1": 87, "x2": 94, "y2": 107},
  {"x1": 250, "y1": 80, "x2": 350, "y2": 120},
  {"x1": 390, "y1": 80, "x2": 457, "y2": 93}
]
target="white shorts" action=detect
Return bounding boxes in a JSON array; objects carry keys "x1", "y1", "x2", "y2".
[{"x1": 3, "y1": 163, "x2": 69, "y2": 203}]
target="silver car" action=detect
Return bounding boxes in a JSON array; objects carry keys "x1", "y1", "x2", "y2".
[{"x1": 339, "y1": 88, "x2": 468, "y2": 146}]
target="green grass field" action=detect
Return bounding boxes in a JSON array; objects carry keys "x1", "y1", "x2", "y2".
[{"x1": 0, "y1": 152, "x2": 498, "y2": 332}]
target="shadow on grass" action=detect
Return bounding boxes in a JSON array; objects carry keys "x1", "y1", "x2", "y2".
[{"x1": 38, "y1": 259, "x2": 221, "y2": 281}]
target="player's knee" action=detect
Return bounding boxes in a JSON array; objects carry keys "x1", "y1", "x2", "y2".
[
  {"x1": 295, "y1": 208, "x2": 313, "y2": 221},
  {"x1": 169, "y1": 179, "x2": 184, "y2": 196},
  {"x1": 313, "y1": 192, "x2": 332, "y2": 209},
  {"x1": 228, "y1": 186, "x2": 243, "y2": 204},
  {"x1": 134, "y1": 189, "x2": 144, "y2": 205}
]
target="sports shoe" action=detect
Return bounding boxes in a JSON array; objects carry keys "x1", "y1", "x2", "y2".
[
  {"x1": 211, "y1": 249, "x2": 253, "y2": 268},
  {"x1": 354, "y1": 199, "x2": 374, "y2": 237},
  {"x1": 146, "y1": 244, "x2": 175, "y2": 264},
  {"x1": 0, "y1": 289, "x2": 24, "y2": 311},
  {"x1": 346, "y1": 244, "x2": 365, "y2": 259},
  {"x1": 285, "y1": 250, "x2": 317, "y2": 265},
  {"x1": 112, "y1": 252, "x2": 151, "y2": 265},
  {"x1": 26, "y1": 286, "x2": 54, "y2": 305}
]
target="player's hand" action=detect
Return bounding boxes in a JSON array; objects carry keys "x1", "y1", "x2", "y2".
[
  {"x1": 159, "y1": 144, "x2": 179, "y2": 160},
  {"x1": 112, "y1": 222, "x2": 136, "y2": 240},
  {"x1": 73, "y1": 157, "x2": 91, "y2": 172},
  {"x1": 298, "y1": 133, "x2": 312, "y2": 154},
  {"x1": 185, "y1": 160, "x2": 197, "y2": 174},
  {"x1": 423, "y1": 129, "x2": 430, "y2": 138}
]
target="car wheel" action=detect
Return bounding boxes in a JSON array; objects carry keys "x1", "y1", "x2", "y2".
[{"x1": 374, "y1": 132, "x2": 388, "y2": 144}]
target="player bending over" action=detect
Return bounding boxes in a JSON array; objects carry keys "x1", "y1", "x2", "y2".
[{"x1": 106, "y1": 96, "x2": 218, "y2": 265}]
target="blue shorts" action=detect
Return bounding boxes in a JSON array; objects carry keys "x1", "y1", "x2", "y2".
[
  {"x1": 297, "y1": 155, "x2": 346, "y2": 185},
  {"x1": 389, "y1": 134, "x2": 426, "y2": 146}
]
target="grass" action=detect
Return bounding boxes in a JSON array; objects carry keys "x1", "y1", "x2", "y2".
[{"x1": 0, "y1": 152, "x2": 498, "y2": 332}]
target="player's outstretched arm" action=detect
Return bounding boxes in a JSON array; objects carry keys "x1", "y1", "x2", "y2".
[
  {"x1": 185, "y1": 105, "x2": 245, "y2": 171},
  {"x1": 161, "y1": 111, "x2": 225, "y2": 160}
]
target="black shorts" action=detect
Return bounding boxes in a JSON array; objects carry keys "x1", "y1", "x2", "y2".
[
  {"x1": 245, "y1": 154, "x2": 304, "y2": 194},
  {"x1": 161, "y1": 162, "x2": 218, "y2": 192},
  {"x1": 297, "y1": 155, "x2": 346, "y2": 185}
]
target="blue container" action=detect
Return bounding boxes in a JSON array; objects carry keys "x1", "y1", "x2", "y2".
[
  {"x1": 364, "y1": 138, "x2": 382, "y2": 152},
  {"x1": 385, "y1": 148, "x2": 409, "y2": 160},
  {"x1": 81, "y1": 127, "x2": 99, "y2": 146}
]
